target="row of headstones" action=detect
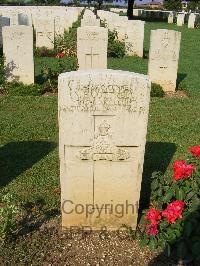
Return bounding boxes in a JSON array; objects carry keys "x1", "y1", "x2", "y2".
[
  {"x1": 110, "y1": 7, "x2": 198, "y2": 29},
  {"x1": 168, "y1": 12, "x2": 199, "y2": 28},
  {"x1": 97, "y1": 10, "x2": 144, "y2": 57},
  {"x1": 0, "y1": 7, "x2": 85, "y2": 85},
  {"x1": 0, "y1": 6, "x2": 83, "y2": 48},
  {"x1": 2, "y1": 8, "x2": 181, "y2": 93}
]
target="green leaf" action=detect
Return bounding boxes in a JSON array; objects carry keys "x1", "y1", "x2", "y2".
[
  {"x1": 186, "y1": 191, "x2": 195, "y2": 201},
  {"x1": 151, "y1": 179, "x2": 159, "y2": 191},
  {"x1": 157, "y1": 188, "x2": 163, "y2": 196},
  {"x1": 176, "y1": 188, "x2": 185, "y2": 200},
  {"x1": 159, "y1": 221, "x2": 169, "y2": 230},
  {"x1": 149, "y1": 238, "x2": 157, "y2": 251},
  {"x1": 140, "y1": 238, "x2": 149, "y2": 247},
  {"x1": 163, "y1": 189, "x2": 174, "y2": 203}
]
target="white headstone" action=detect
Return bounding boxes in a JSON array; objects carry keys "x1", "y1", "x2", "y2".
[
  {"x1": 81, "y1": 16, "x2": 100, "y2": 27},
  {"x1": 177, "y1": 13, "x2": 185, "y2": 26},
  {"x1": 77, "y1": 26, "x2": 108, "y2": 70},
  {"x1": 168, "y1": 12, "x2": 174, "y2": 24},
  {"x1": 2, "y1": 26, "x2": 34, "y2": 84},
  {"x1": 114, "y1": 16, "x2": 128, "y2": 41},
  {"x1": 188, "y1": 13, "x2": 196, "y2": 28},
  {"x1": 35, "y1": 18, "x2": 55, "y2": 49},
  {"x1": 58, "y1": 69, "x2": 151, "y2": 230},
  {"x1": 148, "y1": 29, "x2": 181, "y2": 92},
  {"x1": 125, "y1": 20, "x2": 145, "y2": 57}
]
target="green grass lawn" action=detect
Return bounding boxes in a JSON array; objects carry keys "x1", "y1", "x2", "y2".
[{"x1": 0, "y1": 22, "x2": 200, "y2": 231}]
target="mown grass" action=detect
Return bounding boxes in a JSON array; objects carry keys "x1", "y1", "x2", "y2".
[{"x1": 0, "y1": 22, "x2": 200, "y2": 231}]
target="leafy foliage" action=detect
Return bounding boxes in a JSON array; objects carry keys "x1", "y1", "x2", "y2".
[
  {"x1": 186, "y1": 1, "x2": 200, "y2": 11},
  {"x1": 54, "y1": 16, "x2": 82, "y2": 57},
  {"x1": 164, "y1": 0, "x2": 182, "y2": 11},
  {"x1": 140, "y1": 149, "x2": 200, "y2": 261},
  {"x1": 151, "y1": 83, "x2": 165, "y2": 98},
  {"x1": 0, "y1": 55, "x2": 6, "y2": 86},
  {"x1": 0, "y1": 193, "x2": 20, "y2": 240},
  {"x1": 107, "y1": 30, "x2": 125, "y2": 58},
  {"x1": 5, "y1": 82, "x2": 44, "y2": 96}
]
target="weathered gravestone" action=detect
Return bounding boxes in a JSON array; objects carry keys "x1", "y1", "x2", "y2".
[
  {"x1": 148, "y1": 29, "x2": 181, "y2": 92},
  {"x1": 114, "y1": 16, "x2": 128, "y2": 41},
  {"x1": 35, "y1": 18, "x2": 54, "y2": 49},
  {"x1": 188, "y1": 13, "x2": 196, "y2": 28},
  {"x1": 168, "y1": 12, "x2": 174, "y2": 24},
  {"x1": 77, "y1": 26, "x2": 108, "y2": 70},
  {"x1": 125, "y1": 20, "x2": 145, "y2": 57},
  {"x1": 58, "y1": 69, "x2": 151, "y2": 230},
  {"x1": 81, "y1": 15, "x2": 100, "y2": 27},
  {"x1": 2, "y1": 26, "x2": 34, "y2": 84},
  {"x1": 18, "y1": 13, "x2": 31, "y2": 26},
  {"x1": 177, "y1": 13, "x2": 185, "y2": 26},
  {"x1": 0, "y1": 16, "x2": 10, "y2": 47}
]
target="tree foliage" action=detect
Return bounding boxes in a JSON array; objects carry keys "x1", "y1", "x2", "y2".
[{"x1": 164, "y1": 0, "x2": 182, "y2": 11}]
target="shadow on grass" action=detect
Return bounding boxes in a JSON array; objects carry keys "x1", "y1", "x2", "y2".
[
  {"x1": 0, "y1": 141, "x2": 57, "y2": 188},
  {"x1": 143, "y1": 49, "x2": 149, "y2": 59},
  {"x1": 140, "y1": 142, "x2": 177, "y2": 212},
  {"x1": 177, "y1": 73, "x2": 187, "y2": 88}
]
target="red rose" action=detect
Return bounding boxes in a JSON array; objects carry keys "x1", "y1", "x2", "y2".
[
  {"x1": 162, "y1": 200, "x2": 185, "y2": 223},
  {"x1": 173, "y1": 160, "x2": 194, "y2": 181},
  {"x1": 145, "y1": 224, "x2": 159, "y2": 236},
  {"x1": 56, "y1": 52, "x2": 65, "y2": 58},
  {"x1": 189, "y1": 146, "x2": 200, "y2": 157},
  {"x1": 145, "y1": 208, "x2": 161, "y2": 225}
]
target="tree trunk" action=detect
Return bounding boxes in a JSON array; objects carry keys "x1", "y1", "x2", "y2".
[{"x1": 127, "y1": 0, "x2": 134, "y2": 19}]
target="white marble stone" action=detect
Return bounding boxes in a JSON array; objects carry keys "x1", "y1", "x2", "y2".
[
  {"x1": 188, "y1": 13, "x2": 196, "y2": 29},
  {"x1": 168, "y1": 12, "x2": 174, "y2": 24},
  {"x1": 58, "y1": 69, "x2": 151, "y2": 230},
  {"x1": 148, "y1": 29, "x2": 181, "y2": 92},
  {"x1": 35, "y1": 18, "x2": 55, "y2": 49},
  {"x1": 2, "y1": 25, "x2": 34, "y2": 84},
  {"x1": 77, "y1": 26, "x2": 108, "y2": 70},
  {"x1": 125, "y1": 20, "x2": 145, "y2": 57},
  {"x1": 177, "y1": 13, "x2": 185, "y2": 26}
]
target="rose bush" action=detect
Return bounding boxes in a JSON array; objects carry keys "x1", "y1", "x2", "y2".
[{"x1": 140, "y1": 145, "x2": 200, "y2": 262}]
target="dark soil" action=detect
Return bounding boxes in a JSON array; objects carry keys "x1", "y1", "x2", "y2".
[{"x1": 0, "y1": 217, "x2": 173, "y2": 266}]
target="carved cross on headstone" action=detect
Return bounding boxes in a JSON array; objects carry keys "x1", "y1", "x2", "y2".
[{"x1": 85, "y1": 47, "x2": 99, "y2": 68}]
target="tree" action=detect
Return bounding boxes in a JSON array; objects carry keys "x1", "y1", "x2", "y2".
[
  {"x1": 127, "y1": 0, "x2": 135, "y2": 19},
  {"x1": 163, "y1": 0, "x2": 182, "y2": 11}
]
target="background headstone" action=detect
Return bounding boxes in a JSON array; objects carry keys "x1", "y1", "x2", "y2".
[
  {"x1": 188, "y1": 13, "x2": 196, "y2": 29},
  {"x1": 148, "y1": 29, "x2": 181, "y2": 92},
  {"x1": 77, "y1": 26, "x2": 108, "y2": 70},
  {"x1": 35, "y1": 18, "x2": 55, "y2": 49},
  {"x1": 0, "y1": 16, "x2": 10, "y2": 46},
  {"x1": 58, "y1": 69, "x2": 151, "y2": 230},
  {"x1": 177, "y1": 13, "x2": 185, "y2": 26},
  {"x1": 2, "y1": 25, "x2": 34, "y2": 84},
  {"x1": 18, "y1": 13, "x2": 31, "y2": 26},
  {"x1": 168, "y1": 12, "x2": 174, "y2": 24},
  {"x1": 125, "y1": 20, "x2": 145, "y2": 57}
]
